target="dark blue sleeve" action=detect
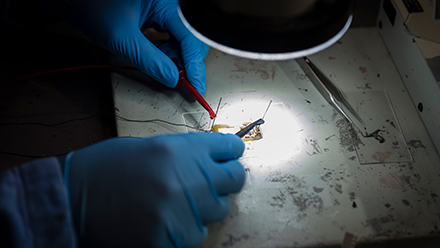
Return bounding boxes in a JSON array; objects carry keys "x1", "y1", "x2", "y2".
[{"x1": 0, "y1": 157, "x2": 77, "y2": 247}]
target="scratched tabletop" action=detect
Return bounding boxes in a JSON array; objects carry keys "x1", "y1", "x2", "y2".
[{"x1": 111, "y1": 27, "x2": 440, "y2": 247}]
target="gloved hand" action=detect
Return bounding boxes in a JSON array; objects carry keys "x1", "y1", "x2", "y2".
[
  {"x1": 63, "y1": 132, "x2": 245, "y2": 247},
  {"x1": 43, "y1": 0, "x2": 209, "y2": 95}
]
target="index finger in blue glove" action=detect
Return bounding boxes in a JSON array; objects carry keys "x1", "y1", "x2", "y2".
[
  {"x1": 115, "y1": 28, "x2": 180, "y2": 88},
  {"x1": 187, "y1": 132, "x2": 245, "y2": 161}
]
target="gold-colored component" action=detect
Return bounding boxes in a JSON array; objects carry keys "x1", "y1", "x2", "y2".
[
  {"x1": 240, "y1": 122, "x2": 262, "y2": 141},
  {"x1": 211, "y1": 122, "x2": 262, "y2": 142},
  {"x1": 211, "y1": 124, "x2": 235, "y2": 133}
]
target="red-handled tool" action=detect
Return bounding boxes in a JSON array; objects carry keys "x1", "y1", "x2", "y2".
[{"x1": 171, "y1": 58, "x2": 216, "y2": 119}]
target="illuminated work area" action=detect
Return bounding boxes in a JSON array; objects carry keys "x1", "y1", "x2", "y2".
[
  {"x1": 2, "y1": 0, "x2": 440, "y2": 247},
  {"x1": 113, "y1": 1, "x2": 440, "y2": 246},
  {"x1": 114, "y1": 32, "x2": 440, "y2": 246}
]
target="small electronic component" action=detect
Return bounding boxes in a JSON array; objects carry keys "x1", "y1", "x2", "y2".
[
  {"x1": 210, "y1": 99, "x2": 270, "y2": 141},
  {"x1": 211, "y1": 124, "x2": 236, "y2": 134},
  {"x1": 211, "y1": 122, "x2": 263, "y2": 142},
  {"x1": 239, "y1": 121, "x2": 263, "y2": 141}
]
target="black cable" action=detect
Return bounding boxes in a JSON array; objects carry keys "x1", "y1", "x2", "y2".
[
  {"x1": 0, "y1": 112, "x2": 203, "y2": 130},
  {"x1": 0, "y1": 113, "x2": 101, "y2": 127},
  {"x1": 0, "y1": 112, "x2": 205, "y2": 158},
  {"x1": 114, "y1": 114, "x2": 203, "y2": 131}
]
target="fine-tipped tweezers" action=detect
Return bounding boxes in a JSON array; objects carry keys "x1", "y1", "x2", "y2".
[{"x1": 296, "y1": 57, "x2": 368, "y2": 135}]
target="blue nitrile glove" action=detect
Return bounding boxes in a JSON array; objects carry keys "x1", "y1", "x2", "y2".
[
  {"x1": 44, "y1": 0, "x2": 209, "y2": 95},
  {"x1": 63, "y1": 132, "x2": 245, "y2": 247}
]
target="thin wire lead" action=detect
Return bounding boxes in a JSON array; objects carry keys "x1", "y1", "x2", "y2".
[
  {"x1": 115, "y1": 115, "x2": 202, "y2": 130},
  {"x1": 210, "y1": 97, "x2": 222, "y2": 130},
  {"x1": 262, "y1": 99, "x2": 273, "y2": 120}
]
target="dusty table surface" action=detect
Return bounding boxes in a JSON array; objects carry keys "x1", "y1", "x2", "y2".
[{"x1": 112, "y1": 27, "x2": 440, "y2": 247}]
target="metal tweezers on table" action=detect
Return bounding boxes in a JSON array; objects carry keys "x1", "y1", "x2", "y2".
[{"x1": 296, "y1": 57, "x2": 369, "y2": 136}]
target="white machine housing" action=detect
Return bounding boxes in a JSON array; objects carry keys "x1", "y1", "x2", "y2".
[{"x1": 378, "y1": 0, "x2": 440, "y2": 155}]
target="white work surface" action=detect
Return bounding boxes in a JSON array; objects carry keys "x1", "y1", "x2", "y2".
[{"x1": 111, "y1": 27, "x2": 440, "y2": 247}]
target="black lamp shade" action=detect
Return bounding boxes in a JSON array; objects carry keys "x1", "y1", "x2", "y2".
[{"x1": 178, "y1": 0, "x2": 353, "y2": 60}]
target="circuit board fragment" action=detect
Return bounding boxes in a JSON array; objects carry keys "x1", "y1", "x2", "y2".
[{"x1": 211, "y1": 122, "x2": 262, "y2": 142}]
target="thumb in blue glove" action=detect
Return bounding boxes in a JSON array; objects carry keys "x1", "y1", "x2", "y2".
[
  {"x1": 44, "y1": 0, "x2": 209, "y2": 95},
  {"x1": 63, "y1": 132, "x2": 245, "y2": 247}
]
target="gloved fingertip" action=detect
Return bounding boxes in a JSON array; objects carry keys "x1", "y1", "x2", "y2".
[
  {"x1": 226, "y1": 133, "x2": 244, "y2": 148},
  {"x1": 195, "y1": 132, "x2": 245, "y2": 162},
  {"x1": 145, "y1": 59, "x2": 179, "y2": 88},
  {"x1": 225, "y1": 133, "x2": 245, "y2": 158},
  {"x1": 125, "y1": 31, "x2": 180, "y2": 89},
  {"x1": 167, "y1": 60, "x2": 181, "y2": 88}
]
